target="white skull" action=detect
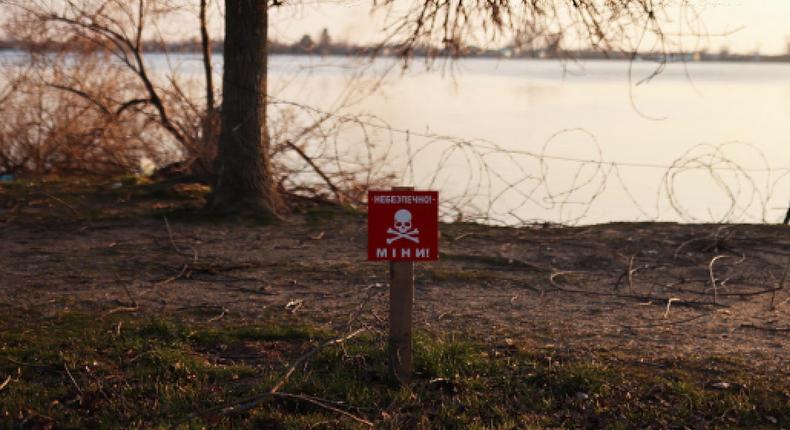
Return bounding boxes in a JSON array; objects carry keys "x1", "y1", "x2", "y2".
[{"x1": 393, "y1": 209, "x2": 413, "y2": 233}]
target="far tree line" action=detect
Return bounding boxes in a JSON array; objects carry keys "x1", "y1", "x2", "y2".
[{"x1": 3, "y1": 27, "x2": 790, "y2": 64}]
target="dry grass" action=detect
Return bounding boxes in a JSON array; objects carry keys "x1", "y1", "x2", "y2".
[{"x1": 0, "y1": 52, "x2": 173, "y2": 177}]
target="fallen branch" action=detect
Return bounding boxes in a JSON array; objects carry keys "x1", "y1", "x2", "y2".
[
  {"x1": 104, "y1": 280, "x2": 139, "y2": 317},
  {"x1": 0, "y1": 375, "x2": 11, "y2": 392},
  {"x1": 272, "y1": 392, "x2": 373, "y2": 427},
  {"x1": 170, "y1": 328, "x2": 367, "y2": 428},
  {"x1": 102, "y1": 305, "x2": 139, "y2": 317},
  {"x1": 549, "y1": 271, "x2": 724, "y2": 309},
  {"x1": 43, "y1": 192, "x2": 82, "y2": 220}
]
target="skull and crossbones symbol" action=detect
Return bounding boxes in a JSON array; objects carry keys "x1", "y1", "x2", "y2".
[{"x1": 387, "y1": 209, "x2": 420, "y2": 244}]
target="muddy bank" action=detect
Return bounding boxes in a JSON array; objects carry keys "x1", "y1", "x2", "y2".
[{"x1": 1, "y1": 180, "x2": 788, "y2": 377}]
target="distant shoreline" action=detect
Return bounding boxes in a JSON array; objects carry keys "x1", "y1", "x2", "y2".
[{"x1": 0, "y1": 40, "x2": 788, "y2": 64}]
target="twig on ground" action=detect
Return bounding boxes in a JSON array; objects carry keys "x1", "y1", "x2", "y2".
[
  {"x1": 346, "y1": 283, "x2": 386, "y2": 330},
  {"x1": 120, "y1": 281, "x2": 137, "y2": 306},
  {"x1": 163, "y1": 216, "x2": 198, "y2": 262},
  {"x1": 43, "y1": 192, "x2": 82, "y2": 219},
  {"x1": 613, "y1": 270, "x2": 627, "y2": 291},
  {"x1": 673, "y1": 227, "x2": 737, "y2": 260},
  {"x1": 549, "y1": 270, "x2": 576, "y2": 291},
  {"x1": 272, "y1": 392, "x2": 373, "y2": 427},
  {"x1": 708, "y1": 255, "x2": 729, "y2": 304},
  {"x1": 63, "y1": 360, "x2": 83, "y2": 396},
  {"x1": 771, "y1": 256, "x2": 790, "y2": 309},
  {"x1": 664, "y1": 298, "x2": 681, "y2": 319},
  {"x1": 0, "y1": 375, "x2": 11, "y2": 392},
  {"x1": 152, "y1": 264, "x2": 189, "y2": 287},
  {"x1": 104, "y1": 278, "x2": 139, "y2": 317},
  {"x1": 674, "y1": 237, "x2": 703, "y2": 259},
  {"x1": 103, "y1": 305, "x2": 139, "y2": 317},
  {"x1": 285, "y1": 299, "x2": 303, "y2": 314},
  {"x1": 614, "y1": 262, "x2": 667, "y2": 292},
  {"x1": 207, "y1": 307, "x2": 226, "y2": 322},
  {"x1": 170, "y1": 328, "x2": 367, "y2": 428},
  {"x1": 164, "y1": 216, "x2": 180, "y2": 253},
  {"x1": 549, "y1": 270, "x2": 724, "y2": 309},
  {"x1": 436, "y1": 310, "x2": 453, "y2": 320},
  {"x1": 451, "y1": 232, "x2": 475, "y2": 242}
]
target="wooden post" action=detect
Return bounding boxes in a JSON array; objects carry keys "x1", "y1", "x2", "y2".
[{"x1": 389, "y1": 186, "x2": 414, "y2": 385}]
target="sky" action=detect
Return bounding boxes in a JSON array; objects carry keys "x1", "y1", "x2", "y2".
[
  {"x1": 689, "y1": 0, "x2": 790, "y2": 54},
  {"x1": 263, "y1": 0, "x2": 790, "y2": 55},
  {"x1": 3, "y1": 1, "x2": 790, "y2": 55}
]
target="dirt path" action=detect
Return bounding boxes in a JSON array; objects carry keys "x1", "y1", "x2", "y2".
[{"x1": 2, "y1": 198, "x2": 788, "y2": 376}]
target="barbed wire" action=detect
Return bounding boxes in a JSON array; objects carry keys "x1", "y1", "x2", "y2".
[{"x1": 269, "y1": 95, "x2": 790, "y2": 226}]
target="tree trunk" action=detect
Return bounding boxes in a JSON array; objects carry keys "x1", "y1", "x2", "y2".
[{"x1": 208, "y1": 0, "x2": 281, "y2": 214}]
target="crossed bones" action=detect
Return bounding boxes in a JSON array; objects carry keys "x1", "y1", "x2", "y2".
[{"x1": 386, "y1": 227, "x2": 420, "y2": 244}]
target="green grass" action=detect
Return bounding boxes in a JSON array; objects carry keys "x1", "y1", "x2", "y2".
[{"x1": 0, "y1": 312, "x2": 787, "y2": 429}]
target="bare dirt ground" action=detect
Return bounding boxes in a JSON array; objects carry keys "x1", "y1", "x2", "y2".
[{"x1": 1, "y1": 180, "x2": 788, "y2": 379}]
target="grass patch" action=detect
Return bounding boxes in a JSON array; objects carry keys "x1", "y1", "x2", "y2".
[
  {"x1": 191, "y1": 323, "x2": 325, "y2": 347},
  {"x1": 151, "y1": 206, "x2": 280, "y2": 227},
  {"x1": 0, "y1": 177, "x2": 210, "y2": 224},
  {"x1": 304, "y1": 204, "x2": 363, "y2": 226},
  {"x1": 0, "y1": 312, "x2": 787, "y2": 429}
]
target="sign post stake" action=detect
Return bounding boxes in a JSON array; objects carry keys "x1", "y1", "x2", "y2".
[
  {"x1": 389, "y1": 258, "x2": 414, "y2": 384},
  {"x1": 389, "y1": 186, "x2": 414, "y2": 385}
]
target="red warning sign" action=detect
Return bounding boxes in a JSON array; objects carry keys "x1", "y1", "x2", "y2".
[{"x1": 367, "y1": 190, "x2": 439, "y2": 261}]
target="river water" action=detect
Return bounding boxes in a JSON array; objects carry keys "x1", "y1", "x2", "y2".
[
  {"x1": 13, "y1": 52, "x2": 790, "y2": 224},
  {"x1": 266, "y1": 55, "x2": 790, "y2": 224}
]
